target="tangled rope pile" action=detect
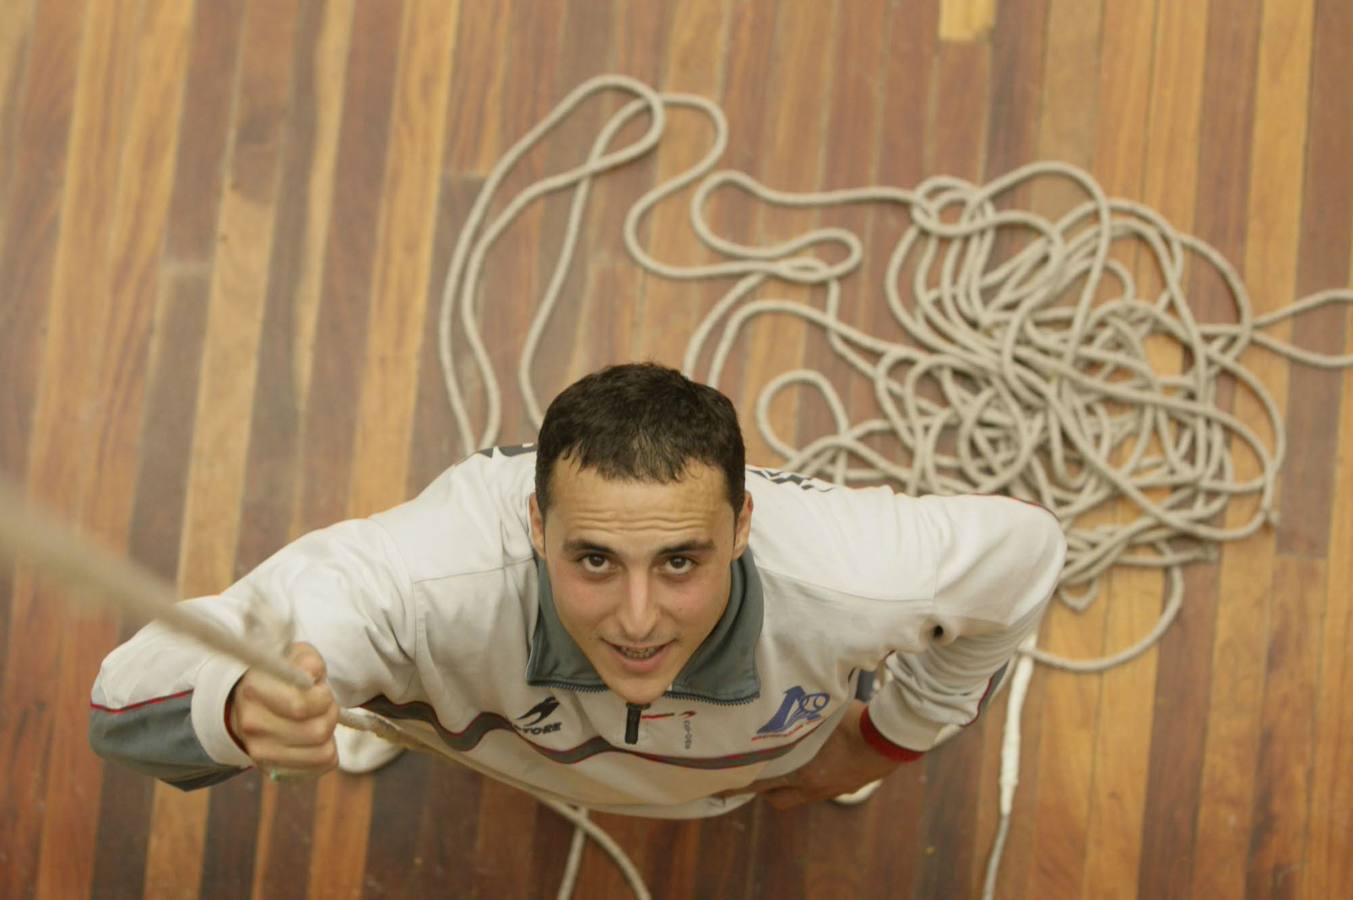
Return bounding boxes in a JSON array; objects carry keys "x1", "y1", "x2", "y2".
[{"x1": 436, "y1": 76, "x2": 1353, "y2": 899}]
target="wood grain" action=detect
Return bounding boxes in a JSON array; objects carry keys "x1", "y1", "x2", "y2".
[{"x1": 0, "y1": 2, "x2": 1350, "y2": 897}]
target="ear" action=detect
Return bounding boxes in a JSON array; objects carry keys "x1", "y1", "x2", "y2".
[
  {"x1": 732, "y1": 492, "x2": 753, "y2": 559},
  {"x1": 528, "y1": 493, "x2": 547, "y2": 558}
]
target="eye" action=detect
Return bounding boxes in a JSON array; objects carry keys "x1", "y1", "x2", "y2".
[
  {"x1": 664, "y1": 556, "x2": 695, "y2": 575},
  {"x1": 579, "y1": 553, "x2": 610, "y2": 573}
]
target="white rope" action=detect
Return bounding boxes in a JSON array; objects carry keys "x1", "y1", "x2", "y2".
[{"x1": 436, "y1": 74, "x2": 1353, "y2": 899}]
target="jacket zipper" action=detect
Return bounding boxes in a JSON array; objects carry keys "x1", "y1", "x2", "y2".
[{"x1": 624, "y1": 702, "x2": 648, "y2": 744}]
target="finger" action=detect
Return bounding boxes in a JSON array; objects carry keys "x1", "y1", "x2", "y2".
[
  {"x1": 241, "y1": 670, "x2": 335, "y2": 721},
  {"x1": 235, "y1": 698, "x2": 339, "y2": 750},
  {"x1": 249, "y1": 736, "x2": 339, "y2": 773},
  {"x1": 287, "y1": 642, "x2": 327, "y2": 685}
]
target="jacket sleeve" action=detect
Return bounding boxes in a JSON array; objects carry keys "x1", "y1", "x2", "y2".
[
  {"x1": 861, "y1": 495, "x2": 1066, "y2": 761},
  {"x1": 88, "y1": 517, "x2": 416, "y2": 790}
]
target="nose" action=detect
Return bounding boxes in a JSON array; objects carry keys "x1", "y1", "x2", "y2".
[{"x1": 615, "y1": 571, "x2": 660, "y2": 642}]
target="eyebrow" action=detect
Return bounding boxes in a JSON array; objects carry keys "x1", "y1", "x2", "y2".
[{"x1": 561, "y1": 538, "x2": 718, "y2": 557}]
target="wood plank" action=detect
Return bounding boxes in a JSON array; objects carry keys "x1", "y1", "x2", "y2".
[
  {"x1": 1028, "y1": 1, "x2": 1158, "y2": 898},
  {"x1": 518, "y1": 0, "x2": 613, "y2": 431},
  {"x1": 796, "y1": 0, "x2": 889, "y2": 465},
  {"x1": 1251, "y1": 0, "x2": 1351, "y2": 892},
  {"x1": 198, "y1": 0, "x2": 332, "y2": 893},
  {"x1": 312, "y1": 2, "x2": 459, "y2": 895},
  {"x1": 460, "y1": 3, "x2": 565, "y2": 895},
  {"x1": 1179, "y1": 0, "x2": 1260, "y2": 882},
  {"x1": 559, "y1": 0, "x2": 670, "y2": 384},
  {"x1": 1270, "y1": 0, "x2": 1346, "y2": 562},
  {"x1": 932, "y1": 1, "x2": 1045, "y2": 897},
  {"x1": 1246, "y1": 557, "x2": 1325, "y2": 898},
  {"x1": 281, "y1": 0, "x2": 404, "y2": 894},
  {"x1": 845, "y1": 0, "x2": 939, "y2": 473},
  {"x1": 33, "y1": 1, "x2": 195, "y2": 896},
  {"x1": 1306, "y1": 295, "x2": 1353, "y2": 900},
  {"x1": 1095, "y1": 1, "x2": 1255, "y2": 899},
  {"x1": 0, "y1": 0, "x2": 36, "y2": 237},
  {"x1": 1300, "y1": 0, "x2": 1353, "y2": 891},
  {"x1": 91, "y1": 269, "x2": 214, "y2": 898},
  {"x1": 1129, "y1": 2, "x2": 1219, "y2": 896},
  {"x1": 236, "y1": 4, "x2": 354, "y2": 898},
  {"x1": 0, "y1": 0, "x2": 84, "y2": 695},
  {"x1": 420, "y1": 0, "x2": 511, "y2": 459},
  {"x1": 673, "y1": 0, "x2": 771, "y2": 395},
  {"x1": 625, "y1": 0, "x2": 726, "y2": 372},
  {"x1": 442, "y1": 0, "x2": 511, "y2": 176},
  {"x1": 397, "y1": 172, "x2": 486, "y2": 896},
  {"x1": 161, "y1": 0, "x2": 247, "y2": 267},
  {"x1": 940, "y1": 0, "x2": 996, "y2": 42},
  {"x1": 0, "y1": 0, "x2": 138, "y2": 896},
  {"x1": 312, "y1": 0, "x2": 453, "y2": 880},
  {"x1": 1189, "y1": 0, "x2": 1307, "y2": 896},
  {"x1": 1064, "y1": 4, "x2": 1166, "y2": 896},
  {"x1": 799, "y1": 6, "x2": 894, "y2": 895},
  {"x1": 139, "y1": 0, "x2": 303, "y2": 895},
  {"x1": 736, "y1": 12, "x2": 842, "y2": 899},
  {"x1": 729, "y1": 0, "x2": 840, "y2": 475},
  {"x1": 469, "y1": 0, "x2": 567, "y2": 452}
]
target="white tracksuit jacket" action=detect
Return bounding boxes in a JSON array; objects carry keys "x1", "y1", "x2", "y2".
[{"x1": 89, "y1": 445, "x2": 1066, "y2": 820}]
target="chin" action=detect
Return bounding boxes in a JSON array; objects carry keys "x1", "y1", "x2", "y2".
[{"x1": 618, "y1": 681, "x2": 668, "y2": 705}]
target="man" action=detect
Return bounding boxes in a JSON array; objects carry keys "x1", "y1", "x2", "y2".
[{"x1": 90, "y1": 362, "x2": 1065, "y2": 817}]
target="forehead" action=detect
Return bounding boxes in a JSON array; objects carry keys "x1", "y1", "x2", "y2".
[{"x1": 545, "y1": 456, "x2": 728, "y2": 529}]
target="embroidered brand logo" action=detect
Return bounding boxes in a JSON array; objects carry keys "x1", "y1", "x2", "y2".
[
  {"x1": 514, "y1": 696, "x2": 562, "y2": 735},
  {"x1": 755, "y1": 686, "x2": 830, "y2": 739}
]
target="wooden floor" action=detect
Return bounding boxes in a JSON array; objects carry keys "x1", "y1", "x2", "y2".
[{"x1": 2, "y1": 0, "x2": 1351, "y2": 897}]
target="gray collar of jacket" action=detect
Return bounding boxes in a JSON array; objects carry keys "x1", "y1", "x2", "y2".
[{"x1": 525, "y1": 548, "x2": 763, "y2": 705}]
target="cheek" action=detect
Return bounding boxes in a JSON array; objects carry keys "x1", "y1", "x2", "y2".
[
  {"x1": 663, "y1": 574, "x2": 727, "y2": 628},
  {"x1": 551, "y1": 569, "x2": 616, "y2": 626}
]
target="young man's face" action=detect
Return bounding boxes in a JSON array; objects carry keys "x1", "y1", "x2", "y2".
[{"x1": 529, "y1": 455, "x2": 752, "y2": 706}]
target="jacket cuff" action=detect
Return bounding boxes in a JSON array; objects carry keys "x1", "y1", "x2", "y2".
[
  {"x1": 191, "y1": 655, "x2": 253, "y2": 769},
  {"x1": 863, "y1": 684, "x2": 961, "y2": 756},
  {"x1": 859, "y1": 705, "x2": 925, "y2": 763}
]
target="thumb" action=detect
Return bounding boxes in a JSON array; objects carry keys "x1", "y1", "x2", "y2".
[{"x1": 286, "y1": 641, "x2": 327, "y2": 685}]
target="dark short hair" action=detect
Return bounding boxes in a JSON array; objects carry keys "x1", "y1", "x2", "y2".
[{"x1": 535, "y1": 363, "x2": 745, "y2": 521}]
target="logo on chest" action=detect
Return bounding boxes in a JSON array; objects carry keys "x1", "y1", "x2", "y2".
[
  {"x1": 754, "y1": 686, "x2": 830, "y2": 740},
  {"x1": 514, "y1": 696, "x2": 563, "y2": 735}
]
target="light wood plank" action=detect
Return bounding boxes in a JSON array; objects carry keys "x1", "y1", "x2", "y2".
[
  {"x1": 1306, "y1": 310, "x2": 1353, "y2": 900},
  {"x1": 628, "y1": 0, "x2": 730, "y2": 369},
  {"x1": 0, "y1": 0, "x2": 85, "y2": 666},
  {"x1": 1299, "y1": 0, "x2": 1353, "y2": 893},
  {"x1": 1077, "y1": 2, "x2": 1166, "y2": 891},
  {"x1": 0, "y1": 0, "x2": 136, "y2": 896},
  {"x1": 33, "y1": 1, "x2": 195, "y2": 896},
  {"x1": 0, "y1": 0, "x2": 36, "y2": 229},
  {"x1": 1128, "y1": 2, "x2": 1218, "y2": 896},
  {"x1": 1022, "y1": 3, "x2": 1108, "y2": 898},
  {"x1": 1191, "y1": 1, "x2": 1314, "y2": 896},
  {"x1": 142, "y1": 0, "x2": 303, "y2": 894},
  {"x1": 307, "y1": 4, "x2": 461, "y2": 897}
]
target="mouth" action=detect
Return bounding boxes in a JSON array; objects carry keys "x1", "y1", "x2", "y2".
[{"x1": 606, "y1": 640, "x2": 673, "y2": 673}]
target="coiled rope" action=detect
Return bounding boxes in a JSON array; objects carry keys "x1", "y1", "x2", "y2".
[{"x1": 437, "y1": 74, "x2": 1353, "y2": 899}]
